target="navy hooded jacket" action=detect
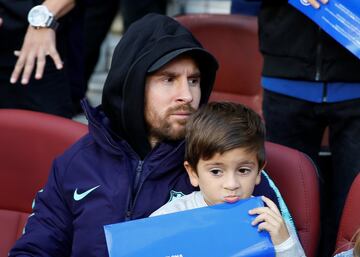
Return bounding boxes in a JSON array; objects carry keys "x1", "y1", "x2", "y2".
[{"x1": 10, "y1": 14, "x2": 278, "y2": 257}]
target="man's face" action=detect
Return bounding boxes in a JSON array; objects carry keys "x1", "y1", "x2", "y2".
[
  {"x1": 184, "y1": 147, "x2": 261, "y2": 206},
  {"x1": 144, "y1": 55, "x2": 201, "y2": 146}
]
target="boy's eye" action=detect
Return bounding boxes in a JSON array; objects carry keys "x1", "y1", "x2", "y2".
[
  {"x1": 209, "y1": 168, "x2": 222, "y2": 176},
  {"x1": 238, "y1": 168, "x2": 252, "y2": 175}
]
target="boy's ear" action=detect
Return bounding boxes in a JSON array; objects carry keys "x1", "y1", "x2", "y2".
[
  {"x1": 184, "y1": 161, "x2": 199, "y2": 187},
  {"x1": 260, "y1": 161, "x2": 267, "y2": 172},
  {"x1": 256, "y1": 161, "x2": 266, "y2": 185}
]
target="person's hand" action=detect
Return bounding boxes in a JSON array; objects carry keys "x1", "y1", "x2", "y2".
[
  {"x1": 0, "y1": 17, "x2": 3, "y2": 27},
  {"x1": 307, "y1": 0, "x2": 329, "y2": 9},
  {"x1": 10, "y1": 26, "x2": 63, "y2": 85},
  {"x1": 249, "y1": 196, "x2": 290, "y2": 245}
]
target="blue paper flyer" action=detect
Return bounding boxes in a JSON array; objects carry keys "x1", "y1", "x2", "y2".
[
  {"x1": 289, "y1": 0, "x2": 360, "y2": 59},
  {"x1": 104, "y1": 196, "x2": 275, "y2": 257}
]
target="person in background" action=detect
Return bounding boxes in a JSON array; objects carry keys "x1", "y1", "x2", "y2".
[
  {"x1": 151, "y1": 102, "x2": 306, "y2": 256},
  {"x1": 0, "y1": 0, "x2": 77, "y2": 118},
  {"x1": 231, "y1": 0, "x2": 360, "y2": 255},
  {"x1": 334, "y1": 228, "x2": 360, "y2": 257}
]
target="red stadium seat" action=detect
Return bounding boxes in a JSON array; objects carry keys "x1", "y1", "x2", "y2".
[
  {"x1": 0, "y1": 109, "x2": 87, "y2": 257},
  {"x1": 176, "y1": 14, "x2": 263, "y2": 115},
  {"x1": 265, "y1": 141, "x2": 320, "y2": 257},
  {"x1": 334, "y1": 173, "x2": 360, "y2": 255}
]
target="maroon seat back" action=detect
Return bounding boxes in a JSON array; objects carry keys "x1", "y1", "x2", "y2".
[
  {"x1": 334, "y1": 173, "x2": 360, "y2": 254},
  {"x1": 0, "y1": 109, "x2": 88, "y2": 257},
  {"x1": 176, "y1": 14, "x2": 263, "y2": 115},
  {"x1": 265, "y1": 142, "x2": 320, "y2": 257}
]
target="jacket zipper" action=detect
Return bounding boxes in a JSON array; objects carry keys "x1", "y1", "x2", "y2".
[
  {"x1": 125, "y1": 142, "x2": 184, "y2": 220},
  {"x1": 315, "y1": 27, "x2": 323, "y2": 81},
  {"x1": 125, "y1": 160, "x2": 143, "y2": 220},
  {"x1": 133, "y1": 160, "x2": 144, "y2": 194}
]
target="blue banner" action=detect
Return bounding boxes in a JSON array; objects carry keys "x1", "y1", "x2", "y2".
[
  {"x1": 289, "y1": 0, "x2": 360, "y2": 59},
  {"x1": 104, "y1": 196, "x2": 275, "y2": 257}
]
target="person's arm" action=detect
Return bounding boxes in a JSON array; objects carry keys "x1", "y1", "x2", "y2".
[
  {"x1": 9, "y1": 160, "x2": 73, "y2": 257},
  {"x1": 273, "y1": 220, "x2": 306, "y2": 257},
  {"x1": 249, "y1": 196, "x2": 306, "y2": 256},
  {"x1": 10, "y1": 0, "x2": 75, "y2": 85}
]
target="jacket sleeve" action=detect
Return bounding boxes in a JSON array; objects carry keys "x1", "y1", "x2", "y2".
[
  {"x1": 261, "y1": 171, "x2": 306, "y2": 257},
  {"x1": 9, "y1": 159, "x2": 73, "y2": 257},
  {"x1": 274, "y1": 221, "x2": 306, "y2": 257}
]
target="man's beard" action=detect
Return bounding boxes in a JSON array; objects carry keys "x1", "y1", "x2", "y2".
[{"x1": 147, "y1": 104, "x2": 196, "y2": 142}]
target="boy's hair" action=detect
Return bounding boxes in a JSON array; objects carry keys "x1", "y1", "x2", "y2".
[{"x1": 185, "y1": 102, "x2": 265, "y2": 171}]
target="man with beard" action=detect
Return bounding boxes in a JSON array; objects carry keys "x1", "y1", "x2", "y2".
[{"x1": 9, "y1": 14, "x2": 279, "y2": 257}]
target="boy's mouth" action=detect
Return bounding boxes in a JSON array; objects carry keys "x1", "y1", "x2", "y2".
[{"x1": 223, "y1": 195, "x2": 241, "y2": 203}]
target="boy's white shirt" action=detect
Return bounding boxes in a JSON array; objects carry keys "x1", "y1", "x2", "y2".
[
  {"x1": 150, "y1": 191, "x2": 306, "y2": 257},
  {"x1": 333, "y1": 249, "x2": 354, "y2": 257}
]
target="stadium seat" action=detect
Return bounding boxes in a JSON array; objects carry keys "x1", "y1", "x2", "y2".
[
  {"x1": 333, "y1": 173, "x2": 360, "y2": 255},
  {"x1": 0, "y1": 109, "x2": 88, "y2": 257},
  {"x1": 265, "y1": 141, "x2": 320, "y2": 257},
  {"x1": 176, "y1": 14, "x2": 263, "y2": 115}
]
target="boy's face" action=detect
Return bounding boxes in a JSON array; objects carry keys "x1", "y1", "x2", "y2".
[
  {"x1": 184, "y1": 147, "x2": 262, "y2": 206},
  {"x1": 144, "y1": 56, "x2": 201, "y2": 146}
]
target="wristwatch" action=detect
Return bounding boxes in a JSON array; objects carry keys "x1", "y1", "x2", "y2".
[{"x1": 27, "y1": 5, "x2": 59, "y2": 30}]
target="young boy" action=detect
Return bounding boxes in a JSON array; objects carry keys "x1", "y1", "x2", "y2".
[{"x1": 151, "y1": 102, "x2": 306, "y2": 257}]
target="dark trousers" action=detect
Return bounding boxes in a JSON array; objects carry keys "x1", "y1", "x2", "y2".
[
  {"x1": 84, "y1": 0, "x2": 167, "y2": 83},
  {"x1": 263, "y1": 89, "x2": 360, "y2": 257},
  {"x1": 0, "y1": 61, "x2": 73, "y2": 118}
]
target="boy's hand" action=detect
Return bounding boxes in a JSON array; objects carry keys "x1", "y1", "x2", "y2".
[{"x1": 249, "y1": 196, "x2": 290, "y2": 245}]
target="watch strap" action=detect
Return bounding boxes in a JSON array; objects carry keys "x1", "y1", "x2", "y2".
[{"x1": 47, "y1": 17, "x2": 59, "y2": 31}]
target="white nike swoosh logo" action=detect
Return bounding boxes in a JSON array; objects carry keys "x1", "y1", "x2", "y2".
[{"x1": 73, "y1": 185, "x2": 100, "y2": 201}]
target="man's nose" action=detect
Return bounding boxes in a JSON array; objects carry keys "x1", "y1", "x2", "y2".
[{"x1": 175, "y1": 78, "x2": 193, "y2": 103}]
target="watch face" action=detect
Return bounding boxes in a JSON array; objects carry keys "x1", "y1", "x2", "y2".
[{"x1": 28, "y1": 6, "x2": 50, "y2": 27}]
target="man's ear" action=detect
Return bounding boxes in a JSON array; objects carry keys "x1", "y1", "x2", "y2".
[
  {"x1": 256, "y1": 161, "x2": 267, "y2": 185},
  {"x1": 184, "y1": 161, "x2": 199, "y2": 187}
]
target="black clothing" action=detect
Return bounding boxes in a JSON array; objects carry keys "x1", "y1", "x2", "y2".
[
  {"x1": 258, "y1": 0, "x2": 360, "y2": 81},
  {"x1": 0, "y1": 0, "x2": 77, "y2": 118},
  {"x1": 259, "y1": 2, "x2": 360, "y2": 256}
]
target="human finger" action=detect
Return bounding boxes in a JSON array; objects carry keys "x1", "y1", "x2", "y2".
[
  {"x1": 307, "y1": 0, "x2": 328, "y2": 9},
  {"x1": 35, "y1": 51, "x2": 46, "y2": 80},
  {"x1": 20, "y1": 53, "x2": 36, "y2": 85},
  {"x1": 249, "y1": 206, "x2": 280, "y2": 221},
  {"x1": 251, "y1": 211, "x2": 279, "y2": 228},
  {"x1": 261, "y1": 196, "x2": 281, "y2": 216},
  {"x1": 257, "y1": 219, "x2": 276, "y2": 232},
  {"x1": 48, "y1": 48, "x2": 63, "y2": 70},
  {"x1": 257, "y1": 215, "x2": 290, "y2": 245},
  {"x1": 10, "y1": 53, "x2": 27, "y2": 84}
]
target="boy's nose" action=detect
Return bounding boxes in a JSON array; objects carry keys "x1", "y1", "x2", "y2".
[{"x1": 223, "y1": 174, "x2": 240, "y2": 191}]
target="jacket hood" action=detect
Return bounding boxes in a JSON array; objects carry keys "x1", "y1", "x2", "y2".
[{"x1": 101, "y1": 13, "x2": 218, "y2": 159}]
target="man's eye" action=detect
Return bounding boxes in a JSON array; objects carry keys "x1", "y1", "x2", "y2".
[
  {"x1": 209, "y1": 169, "x2": 222, "y2": 176},
  {"x1": 163, "y1": 77, "x2": 174, "y2": 83},
  {"x1": 188, "y1": 78, "x2": 200, "y2": 86}
]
